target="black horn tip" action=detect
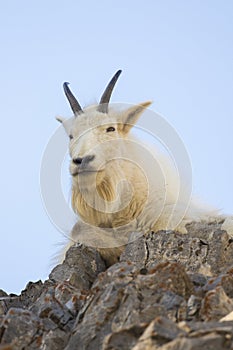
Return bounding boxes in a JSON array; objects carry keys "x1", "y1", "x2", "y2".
[
  {"x1": 115, "y1": 69, "x2": 122, "y2": 77},
  {"x1": 111, "y1": 70, "x2": 122, "y2": 84}
]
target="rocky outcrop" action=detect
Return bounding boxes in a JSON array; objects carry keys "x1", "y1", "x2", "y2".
[{"x1": 1, "y1": 219, "x2": 233, "y2": 349}]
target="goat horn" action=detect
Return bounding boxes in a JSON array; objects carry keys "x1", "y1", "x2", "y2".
[
  {"x1": 63, "y1": 82, "x2": 83, "y2": 115},
  {"x1": 97, "y1": 70, "x2": 122, "y2": 113}
]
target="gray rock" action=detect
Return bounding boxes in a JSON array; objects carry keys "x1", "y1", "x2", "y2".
[
  {"x1": 0, "y1": 308, "x2": 41, "y2": 349},
  {"x1": 1, "y1": 220, "x2": 233, "y2": 350},
  {"x1": 49, "y1": 244, "x2": 106, "y2": 289},
  {"x1": 121, "y1": 221, "x2": 233, "y2": 276},
  {"x1": 131, "y1": 317, "x2": 186, "y2": 350},
  {"x1": 157, "y1": 334, "x2": 228, "y2": 350},
  {"x1": 102, "y1": 324, "x2": 146, "y2": 350},
  {"x1": 65, "y1": 261, "x2": 193, "y2": 349},
  {"x1": 39, "y1": 329, "x2": 69, "y2": 350},
  {"x1": 200, "y1": 286, "x2": 233, "y2": 321},
  {"x1": 0, "y1": 281, "x2": 44, "y2": 318},
  {"x1": 0, "y1": 291, "x2": 7, "y2": 298},
  {"x1": 20, "y1": 280, "x2": 44, "y2": 307},
  {"x1": 29, "y1": 286, "x2": 74, "y2": 330},
  {"x1": 133, "y1": 320, "x2": 233, "y2": 349}
]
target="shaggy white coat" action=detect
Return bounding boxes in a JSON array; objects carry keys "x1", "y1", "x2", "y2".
[{"x1": 58, "y1": 102, "x2": 226, "y2": 264}]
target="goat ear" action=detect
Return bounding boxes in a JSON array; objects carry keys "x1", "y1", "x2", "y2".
[
  {"x1": 120, "y1": 101, "x2": 152, "y2": 134},
  {"x1": 56, "y1": 116, "x2": 75, "y2": 137},
  {"x1": 56, "y1": 116, "x2": 66, "y2": 123}
]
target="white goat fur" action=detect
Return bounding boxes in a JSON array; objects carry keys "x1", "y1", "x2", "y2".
[{"x1": 58, "y1": 74, "x2": 221, "y2": 264}]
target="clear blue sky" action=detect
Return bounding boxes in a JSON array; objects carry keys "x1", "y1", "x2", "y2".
[{"x1": 0, "y1": 0, "x2": 232, "y2": 294}]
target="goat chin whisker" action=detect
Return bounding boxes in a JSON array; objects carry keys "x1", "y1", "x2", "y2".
[{"x1": 71, "y1": 169, "x2": 104, "y2": 176}]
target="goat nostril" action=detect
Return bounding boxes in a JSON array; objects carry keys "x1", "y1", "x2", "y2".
[
  {"x1": 86, "y1": 155, "x2": 95, "y2": 162},
  {"x1": 73, "y1": 157, "x2": 83, "y2": 165},
  {"x1": 73, "y1": 155, "x2": 95, "y2": 165}
]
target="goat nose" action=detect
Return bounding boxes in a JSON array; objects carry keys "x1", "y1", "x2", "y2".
[
  {"x1": 73, "y1": 157, "x2": 83, "y2": 165},
  {"x1": 73, "y1": 155, "x2": 95, "y2": 165}
]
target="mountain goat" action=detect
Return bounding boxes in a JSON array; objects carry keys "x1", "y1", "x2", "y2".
[{"x1": 57, "y1": 70, "x2": 221, "y2": 264}]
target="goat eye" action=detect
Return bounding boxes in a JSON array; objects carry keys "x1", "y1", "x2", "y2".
[
  {"x1": 69, "y1": 135, "x2": 73, "y2": 140},
  {"x1": 106, "y1": 126, "x2": 115, "y2": 132}
]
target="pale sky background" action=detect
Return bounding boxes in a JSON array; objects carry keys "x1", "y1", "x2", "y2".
[{"x1": 0, "y1": 1, "x2": 232, "y2": 294}]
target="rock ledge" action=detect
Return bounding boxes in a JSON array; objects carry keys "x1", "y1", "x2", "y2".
[{"x1": 1, "y1": 220, "x2": 233, "y2": 349}]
